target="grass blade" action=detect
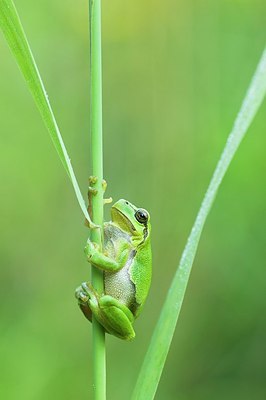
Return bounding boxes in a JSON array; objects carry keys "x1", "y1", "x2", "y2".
[
  {"x1": 131, "y1": 47, "x2": 266, "y2": 400},
  {"x1": 0, "y1": 0, "x2": 96, "y2": 227}
]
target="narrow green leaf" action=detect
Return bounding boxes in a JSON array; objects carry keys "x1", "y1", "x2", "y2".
[
  {"x1": 0, "y1": 0, "x2": 96, "y2": 227},
  {"x1": 132, "y1": 47, "x2": 266, "y2": 400}
]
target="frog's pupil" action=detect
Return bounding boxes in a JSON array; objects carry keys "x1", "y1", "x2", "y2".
[{"x1": 135, "y1": 209, "x2": 148, "y2": 224}]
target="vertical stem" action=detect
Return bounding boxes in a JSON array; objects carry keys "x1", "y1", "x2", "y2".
[{"x1": 89, "y1": 1, "x2": 106, "y2": 399}]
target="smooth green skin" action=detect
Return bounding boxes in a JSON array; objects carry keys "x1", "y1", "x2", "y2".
[{"x1": 76, "y1": 199, "x2": 152, "y2": 340}]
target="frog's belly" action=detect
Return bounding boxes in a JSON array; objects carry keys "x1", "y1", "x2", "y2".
[{"x1": 104, "y1": 267, "x2": 135, "y2": 307}]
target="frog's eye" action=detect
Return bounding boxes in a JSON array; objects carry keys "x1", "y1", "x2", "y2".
[{"x1": 135, "y1": 209, "x2": 149, "y2": 224}]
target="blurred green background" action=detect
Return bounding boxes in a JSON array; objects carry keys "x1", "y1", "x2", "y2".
[{"x1": 0, "y1": 0, "x2": 266, "y2": 399}]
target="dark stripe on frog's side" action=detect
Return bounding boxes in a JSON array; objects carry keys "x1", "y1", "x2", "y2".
[{"x1": 138, "y1": 223, "x2": 148, "y2": 246}]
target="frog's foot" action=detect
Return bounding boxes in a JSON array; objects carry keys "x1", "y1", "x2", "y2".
[
  {"x1": 76, "y1": 281, "x2": 98, "y2": 302},
  {"x1": 98, "y1": 295, "x2": 136, "y2": 341},
  {"x1": 75, "y1": 284, "x2": 92, "y2": 321},
  {"x1": 89, "y1": 175, "x2": 98, "y2": 186},
  {"x1": 87, "y1": 177, "x2": 112, "y2": 207},
  {"x1": 84, "y1": 240, "x2": 100, "y2": 260},
  {"x1": 88, "y1": 176, "x2": 108, "y2": 193},
  {"x1": 75, "y1": 285, "x2": 89, "y2": 303},
  {"x1": 75, "y1": 282, "x2": 99, "y2": 322},
  {"x1": 87, "y1": 176, "x2": 99, "y2": 200}
]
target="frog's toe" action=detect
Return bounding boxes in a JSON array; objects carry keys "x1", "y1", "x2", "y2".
[
  {"x1": 81, "y1": 282, "x2": 92, "y2": 296},
  {"x1": 102, "y1": 179, "x2": 107, "y2": 191},
  {"x1": 84, "y1": 241, "x2": 97, "y2": 259},
  {"x1": 89, "y1": 176, "x2": 98, "y2": 185},
  {"x1": 75, "y1": 285, "x2": 89, "y2": 303},
  {"x1": 81, "y1": 282, "x2": 98, "y2": 302},
  {"x1": 75, "y1": 281, "x2": 96, "y2": 302},
  {"x1": 88, "y1": 187, "x2": 98, "y2": 195},
  {"x1": 104, "y1": 197, "x2": 113, "y2": 205}
]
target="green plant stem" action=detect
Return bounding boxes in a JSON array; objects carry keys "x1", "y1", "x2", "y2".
[
  {"x1": 131, "y1": 47, "x2": 266, "y2": 400},
  {"x1": 88, "y1": 1, "x2": 106, "y2": 399}
]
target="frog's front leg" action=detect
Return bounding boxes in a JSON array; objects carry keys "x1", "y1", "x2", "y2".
[
  {"x1": 84, "y1": 241, "x2": 130, "y2": 272},
  {"x1": 77, "y1": 282, "x2": 135, "y2": 340}
]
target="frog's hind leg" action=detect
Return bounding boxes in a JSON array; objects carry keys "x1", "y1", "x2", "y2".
[
  {"x1": 75, "y1": 283, "x2": 135, "y2": 340},
  {"x1": 99, "y1": 295, "x2": 136, "y2": 341}
]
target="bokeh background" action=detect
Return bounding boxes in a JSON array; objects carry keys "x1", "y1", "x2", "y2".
[{"x1": 0, "y1": 0, "x2": 266, "y2": 399}]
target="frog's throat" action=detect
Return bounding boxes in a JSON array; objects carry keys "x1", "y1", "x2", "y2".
[{"x1": 112, "y1": 207, "x2": 137, "y2": 233}]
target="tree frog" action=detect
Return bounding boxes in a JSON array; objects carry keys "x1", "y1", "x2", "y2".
[{"x1": 75, "y1": 198, "x2": 152, "y2": 341}]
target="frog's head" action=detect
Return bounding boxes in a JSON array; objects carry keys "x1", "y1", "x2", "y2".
[{"x1": 111, "y1": 199, "x2": 151, "y2": 245}]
